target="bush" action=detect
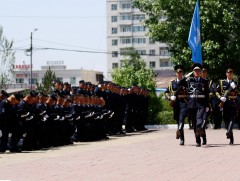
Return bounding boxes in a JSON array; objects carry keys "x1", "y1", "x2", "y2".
[
  {"x1": 156, "y1": 111, "x2": 175, "y2": 125},
  {"x1": 147, "y1": 92, "x2": 162, "y2": 124}
]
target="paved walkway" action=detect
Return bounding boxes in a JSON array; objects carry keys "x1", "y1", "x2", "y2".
[{"x1": 1, "y1": 127, "x2": 240, "y2": 181}]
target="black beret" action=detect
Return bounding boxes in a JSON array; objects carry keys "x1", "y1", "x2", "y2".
[
  {"x1": 1, "y1": 90, "x2": 9, "y2": 98},
  {"x1": 13, "y1": 92, "x2": 23, "y2": 101},
  {"x1": 226, "y1": 64, "x2": 234, "y2": 72},
  {"x1": 54, "y1": 80, "x2": 63, "y2": 84},
  {"x1": 64, "y1": 82, "x2": 69, "y2": 85},
  {"x1": 79, "y1": 80, "x2": 85, "y2": 83},
  {"x1": 49, "y1": 94, "x2": 57, "y2": 101},
  {"x1": 174, "y1": 65, "x2": 184, "y2": 72},
  {"x1": 29, "y1": 90, "x2": 38, "y2": 97},
  {"x1": 202, "y1": 64, "x2": 209, "y2": 71}
]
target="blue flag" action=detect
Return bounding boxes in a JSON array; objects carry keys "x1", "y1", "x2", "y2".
[{"x1": 188, "y1": 1, "x2": 202, "y2": 64}]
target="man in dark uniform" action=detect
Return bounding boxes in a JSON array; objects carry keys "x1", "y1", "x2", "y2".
[
  {"x1": 16, "y1": 90, "x2": 38, "y2": 151},
  {"x1": 201, "y1": 64, "x2": 212, "y2": 144},
  {"x1": 209, "y1": 77, "x2": 222, "y2": 129},
  {"x1": 165, "y1": 65, "x2": 188, "y2": 145},
  {"x1": 0, "y1": 90, "x2": 9, "y2": 102},
  {"x1": 0, "y1": 93, "x2": 22, "y2": 152},
  {"x1": 218, "y1": 65, "x2": 238, "y2": 144},
  {"x1": 186, "y1": 63, "x2": 210, "y2": 147}
]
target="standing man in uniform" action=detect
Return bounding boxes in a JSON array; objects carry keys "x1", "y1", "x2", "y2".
[
  {"x1": 165, "y1": 65, "x2": 188, "y2": 145},
  {"x1": 218, "y1": 65, "x2": 238, "y2": 144},
  {"x1": 186, "y1": 63, "x2": 210, "y2": 147}
]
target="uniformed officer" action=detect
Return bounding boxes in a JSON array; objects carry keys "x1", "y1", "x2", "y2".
[
  {"x1": 0, "y1": 93, "x2": 22, "y2": 152},
  {"x1": 0, "y1": 90, "x2": 9, "y2": 102},
  {"x1": 165, "y1": 65, "x2": 188, "y2": 145},
  {"x1": 16, "y1": 90, "x2": 38, "y2": 151},
  {"x1": 218, "y1": 65, "x2": 238, "y2": 144},
  {"x1": 201, "y1": 64, "x2": 212, "y2": 144},
  {"x1": 186, "y1": 63, "x2": 210, "y2": 147}
]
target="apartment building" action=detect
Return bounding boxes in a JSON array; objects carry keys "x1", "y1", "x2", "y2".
[{"x1": 106, "y1": 0, "x2": 173, "y2": 82}]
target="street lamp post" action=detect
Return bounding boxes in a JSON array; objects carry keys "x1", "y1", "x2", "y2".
[{"x1": 30, "y1": 28, "x2": 38, "y2": 90}]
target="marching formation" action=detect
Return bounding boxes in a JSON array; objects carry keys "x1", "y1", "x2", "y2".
[
  {"x1": 165, "y1": 63, "x2": 240, "y2": 147},
  {"x1": 0, "y1": 80, "x2": 149, "y2": 153}
]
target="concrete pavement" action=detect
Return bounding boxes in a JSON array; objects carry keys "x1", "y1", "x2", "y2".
[{"x1": 1, "y1": 127, "x2": 240, "y2": 181}]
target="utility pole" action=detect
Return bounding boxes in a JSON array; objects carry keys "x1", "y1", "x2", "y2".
[{"x1": 30, "y1": 28, "x2": 38, "y2": 90}]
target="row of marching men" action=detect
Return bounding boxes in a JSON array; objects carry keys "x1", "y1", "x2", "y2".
[
  {"x1": 165, "y1": 63, "x2": 240, "y2": 147},
  {"x1": 0, "y1": 80, "x2": 149, "y2": 153}
]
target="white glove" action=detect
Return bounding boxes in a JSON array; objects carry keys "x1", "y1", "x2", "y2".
[
  {"x1": 230, "y1": 82, "x2": 236, "y2": 89},
  {"x1": 206, "y1": 107, "x2": 209, "y2": 112},
  {"x1": 21, "y1": 112, "x2": 30, "y2": 118},
  {"x1": 185, "y1": 71, "x2": 193, "y2": 78},
  {"x1": 170, "y1": 96, "x2": 176, "y2": 101},
  {"x1": 54, "y1": 115, "x2": 60, "y2": 120},
  {"x1": 220, "y1": 97, "x2": 226, "y2": 102}
]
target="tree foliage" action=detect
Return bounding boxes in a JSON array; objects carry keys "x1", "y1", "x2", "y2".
[
  {"x1": 133, "y1": 0, "x2": 240, "y2": 79},
  {"x1": 36, "y1": 67, "x2": 56, "y2": 94},
  {"x1": 111, "y1": 47, "x2": 156, "y2": 90},
  {"x1": 0, "y1": 26, "x2": 15, "y2": 89}
]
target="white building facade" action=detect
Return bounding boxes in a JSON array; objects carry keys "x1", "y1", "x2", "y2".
[
  {"x1": 12, "y1": 61, "x2": 103, "y2": 90},
  {"x1": 106, "y1": 0, "x2": 173, "y2": 80}
]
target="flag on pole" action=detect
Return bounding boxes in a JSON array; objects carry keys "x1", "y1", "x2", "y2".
[{"x1": 188, "y1": 0, "x2": 202, "y2": 64}]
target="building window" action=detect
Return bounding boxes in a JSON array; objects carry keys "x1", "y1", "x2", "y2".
[
  {"x1": 132, "y1": 26, "x2": 145, "y2": 32},
  {"x1": 112, "y1": 63, "x2": 118, "y2": 69},
  {"x1": 112, "y1": 28, "x2": 118, "y2": 34},
  {"x1": 149, "y1": 61, "x2": 156, "y2": 68},
  {"x1": 132, "y1": 14, "x2": 145, "y2": 21},
  {"x1": 119, "y1": 13, "x2": 132, "y2": 20},
  {"x1": 160, "y1": 47, "x2": 169, "y2": 56},
  {"x1": 149, "y1": 49, "x2": 156, "y2": 56},
  {"x1": 96, "y1": 74, "x2": 103, "y2": 82},
  {"x1": 112, "y1": 39, "x2": 118, "y2": 46},
  {"x1": 111, "y1": 4, "x2": 117, "y2": 10},
  {"x1": 120, "y1": 25, "x2": 132, "y2": 32},
  {"x1": 29, "y1": 78, "x2": 38, "y2": 84},
  {"x1": 120, "y1": 2, "x2": 131, "y2": 9},
  {"x1": 160, "y1": 59, "x2": 170, "y2": 67},
  {"x1": 120, "y1": 37, "x2": 131, "y2": 44},
  {"x1": 56, "y1": 77, "x2": 63, "y2": 82},
  {"x1": 111, "y1": 16, "x2": 118, "y2": 22},
  {"x1": 149, "y1": 39, "x2": 155, "y2": 44},
  {"x1": 112, "y1": 51, "x2": 118, "y2": 57},
  {"x1": 137, "y1": 50, "x2": 146, "y2": 55},
  {"x1": 70, "y1": 77, "x2": 76, "y2": 85},
  {"x1": 16, "y1": 78, "x2": 24, "y2": 83},
  {"x1": 132, "y1": 38, "x2": 146, "y2": 44}
]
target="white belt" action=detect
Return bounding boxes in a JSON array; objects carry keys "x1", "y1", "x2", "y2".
[{"x1": 190, "y1": 95, "x2": 205, "y2": 98}]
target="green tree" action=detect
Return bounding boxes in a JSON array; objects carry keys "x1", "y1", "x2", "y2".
[
  {"x1": 36, "y1": 67, "x2": 56, "y2": 94},
  {"x1": 0, "y1": 26, "x2": 15, "y2": 89},
  {"x1": 111, "y1": 47, "x2": 156, "y2": 90},
  {"x1": 133, "y1": 0, "x2": 240, "y2": 79},
  {"x1": 111, "y1": 47, "x2": 161, "y2": 124}
]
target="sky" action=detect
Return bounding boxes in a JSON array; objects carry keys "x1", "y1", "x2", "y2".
[{"x1": 0, "y1": 0, "x2": 107, "y2": 76}]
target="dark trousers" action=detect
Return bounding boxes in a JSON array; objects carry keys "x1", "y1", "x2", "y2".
[{"x1": 188, "y1": 107, "x2": 205, "y2": 143}]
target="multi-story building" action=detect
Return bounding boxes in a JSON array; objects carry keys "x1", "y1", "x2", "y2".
[
  {"x1": 10, "y1": 61, "x2": 103, "y2": 91},
  {"x1": 106, "y1": 0, "x2": 174, "y2": 84}
]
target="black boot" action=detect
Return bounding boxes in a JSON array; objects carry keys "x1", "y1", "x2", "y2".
[
  {"x1": 196, "y1": 135, "x2": 201, "y2": 147},
  {"x1": 179, "y1": 130, "x2": 184, "y2": 145},
  {"x1": 202, "y1": 129, "x2": 207, "y2": 145},
  {"x1": 176, "y1": 129, "x2": 181, "y2": 139},
  {"x1": 202, "y1": 136, "x2": 207, "y2": 145},
  {"x1": 229, "y1": 136, "x2": 234, "y2": 145}
]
